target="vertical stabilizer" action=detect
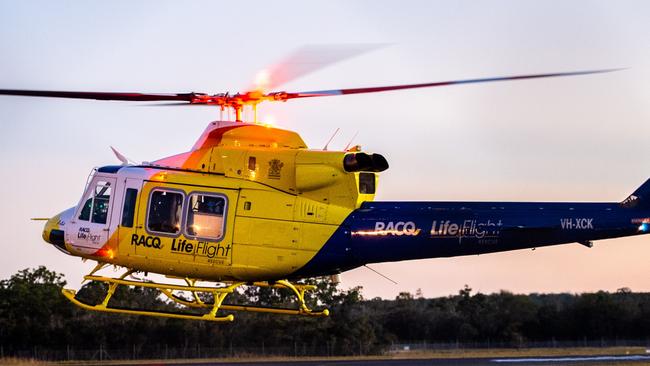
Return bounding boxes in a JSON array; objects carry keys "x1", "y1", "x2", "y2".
[{"x1": 621, "y1": 178, "x2": 650, "y2": 209}]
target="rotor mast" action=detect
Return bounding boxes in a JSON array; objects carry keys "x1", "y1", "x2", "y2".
[
  {"x1": 220, "y1": 93, "x2": 262, "y2": 123},
  {"x1": 234, "y1": 103, "x2": 243, "y2": 122}
]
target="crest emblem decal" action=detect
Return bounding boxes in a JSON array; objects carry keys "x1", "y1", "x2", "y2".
[{"x1": 268, "y1": 159, "x2": 284, "y2": 179}]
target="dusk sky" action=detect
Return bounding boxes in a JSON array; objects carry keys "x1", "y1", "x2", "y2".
[{"x1": 1, "y1": 1, "x2": 650, "y2": 299}]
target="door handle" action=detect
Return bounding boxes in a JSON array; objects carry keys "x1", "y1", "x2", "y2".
[{"x1": 103, "y1": 228, "x2": 109, "y2": 232}]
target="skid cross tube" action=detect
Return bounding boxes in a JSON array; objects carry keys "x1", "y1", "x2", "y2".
[
  {"x1": 62, "y1": 269, "x2": 329, "y2": 321},
  {"x1": 159, "y1": 280, "x2": 329, "y2": 317}
]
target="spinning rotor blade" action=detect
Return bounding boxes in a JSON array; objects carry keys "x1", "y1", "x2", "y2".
[
  {"x1": 252, "y1": 44, "x2": 386, "y2": 92},
  {"x1": 0, "y1": 89, "x2": 197, "y2": 102},
  {"x1": 0, "y1": 68, "x2": 621, "y2": 123},
  {"x1": 139, "y1": 102, "x2": 206, "y2": 106},
  {"x1": 273, "y1": 69, "x2": 621, "y2": 100}
]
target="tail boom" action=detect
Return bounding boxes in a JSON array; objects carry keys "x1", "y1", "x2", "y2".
[{"x1": 292, "y1": 199, "x2": 650, "y2": 278}]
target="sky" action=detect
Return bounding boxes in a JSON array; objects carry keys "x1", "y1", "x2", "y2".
[{"x1": 1, "y1": 1, "x2": 650, "y2": 299}]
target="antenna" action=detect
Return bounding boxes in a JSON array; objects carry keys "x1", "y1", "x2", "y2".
[
  {"x1": 110, "y1": 146, "x2": 131, "y2": 165},
  {"x1": 344, "y1": 131, "x2": 359, "y2": 151},
  {"x1": 363, "y1": 264, "x2": 398, "y2": 284},
  {"x1": 323, "y1": 128, "x2": 340, "y2": 151}
]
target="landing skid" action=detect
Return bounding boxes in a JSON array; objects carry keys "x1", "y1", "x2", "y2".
[{"x1": 62, "y1": 264, "x2": 329, "y2": 322}]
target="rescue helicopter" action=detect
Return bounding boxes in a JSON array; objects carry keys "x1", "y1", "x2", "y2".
[{"x1": 1, "y1": 50, "x2": 645, "y2": 322}]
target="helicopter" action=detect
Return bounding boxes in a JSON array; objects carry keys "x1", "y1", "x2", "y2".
[{"x1": 1, "y1": 55, "x2": 645, "y2": 322}]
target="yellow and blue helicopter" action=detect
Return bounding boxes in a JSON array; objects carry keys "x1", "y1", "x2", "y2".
[{"x1": 1, "y1": 62, "x2": 644, "y2": 322}]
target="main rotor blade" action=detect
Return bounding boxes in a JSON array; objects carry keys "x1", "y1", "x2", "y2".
[
  {"x1": 137, "y1": 102, "x2": 199, "y2": 106},
  {"x1": 278, "y1": 69, "x2": 621, "y2": 99},
  {"x1": 252, "y1": 44, "x2": 386, "y2": 91},
  {"x1": 0, "y1": 89, "x2": 196, "y2": 102}
]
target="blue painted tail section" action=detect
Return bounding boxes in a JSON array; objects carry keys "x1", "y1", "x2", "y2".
[
  {"x1": 291, "y1": 179, "x2": 650, "y2": 279},
  {"x1": 621, "y1": 178, "x2": 650, "y2": 209}
]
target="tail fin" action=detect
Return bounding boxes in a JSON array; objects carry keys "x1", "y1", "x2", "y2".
[{"x1": 621, "y1": 178, "x2": 650, "y2": 209}]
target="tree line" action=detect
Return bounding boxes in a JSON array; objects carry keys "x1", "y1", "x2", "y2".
[{"x1": 1, "y1": 266, "x2": 649, "y2": 359}]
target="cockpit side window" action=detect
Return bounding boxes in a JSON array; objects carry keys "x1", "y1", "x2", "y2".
[
  {"x1": 78, "y1": 180, "x2": 112, "y2": 223},
  {"x1": 147, "y1": 190, "x2": 184, "y2": 235},
  {"x1": 185, "y1": 193, "x2": 227, "y2": 241},
  {"x1": 91, "y1": 182, "x2": 112, "y2": 224}
]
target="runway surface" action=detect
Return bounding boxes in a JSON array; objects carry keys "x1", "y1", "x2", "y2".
[{"x1": 152, "y1": 354, "x2": 650, "y2": 366}]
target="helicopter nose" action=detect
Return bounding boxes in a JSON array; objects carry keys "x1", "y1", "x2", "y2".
[
  {"x1": 42, "y1": 207, "x2": 74, "y2": 254},
  {"x1": 42, "y1": 216, "x2": 66, "y2": 250}
]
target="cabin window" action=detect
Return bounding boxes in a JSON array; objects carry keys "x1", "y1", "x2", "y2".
[
  {"x1": 78, "y1": 181, "x2": 112, "y2": 224},
  {"x1": 358, "y1": 172, "x2": 375, "y2": 194},
  {"x1": 185, "y1": 193, "x2": 226, "y2": 241},
  {"x1": 121, "y1": 188, "x2": 138, "y2": 228},
  {"x1": 147, "y1": 190, "x2": 184, "y2": 235}
]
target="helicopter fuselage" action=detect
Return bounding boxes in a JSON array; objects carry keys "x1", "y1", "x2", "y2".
[
  {"x1": 41, "y1": 121, "x2": 650, "y2": 282},
  {"x1": 2, "y1": 62, "x2": 632, "y2": 320}
]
